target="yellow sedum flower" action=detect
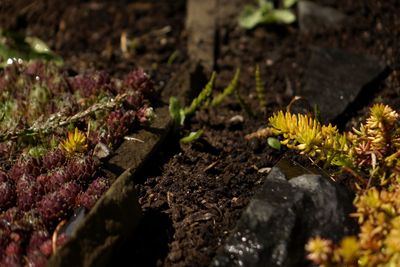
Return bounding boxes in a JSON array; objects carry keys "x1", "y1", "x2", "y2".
[
  {"x1": 305, "y1": 236, "x2": 333, "y2": 265},
  {"x1": 335, "y1": 236, "x2": 359, "y2": 264},
  {"x1": 59, "y1": 128, "x2": 88, "y2": 156}
]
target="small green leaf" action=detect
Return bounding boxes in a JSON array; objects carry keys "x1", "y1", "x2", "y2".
[
  {"x1": 0, "y1": 28, "x2": 63, "y2": 67},
  {"x1": 269, "y1": 9, "x2": 296, "y2": 24},
  {"x1": 267, "y1": 137, "x2": 281, "y2": 150},
  {"x1": 29, "y1": 146, "x2": 47, "y2": 158},
  {"x1": 180, "y1": 130, "x2": 204, "y2": 143},
  {"x1": 238, "y1": 6, "x2": 264, "y2": 29},
  {"x1": 169, "y1": 96, "x2": 185, "y2": 126},
  {"x1": 25, "y1": 36, "x2": 51, "y2": 53},
  {"x1": 283, "y1": 0, "x2": 297, "y2": 8}
]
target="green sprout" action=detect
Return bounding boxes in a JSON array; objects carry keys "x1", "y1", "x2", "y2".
[
  {"x1": 180, "y1": 130, "x2": 204, "y2": 144},
  {"x1": 184, "y1": 72, "x2": 216, "y2": 116},
  {"x1": 169, "y1": 70, "x2": 244, "y2": 143},
  {"x1": 211, "y1": 68, "x2": 240, "y2": 107},
  {"x1": 255, "y1": 64, "x2": 267, "y2": 110},
  {"x1": 238, "y1": 0, "x2": 297, "y2": 30},
  {"x1": 0, "y1": 28, "x2": 63, "y2": 67}
]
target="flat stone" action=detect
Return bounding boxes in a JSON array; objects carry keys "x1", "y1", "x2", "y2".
[
  {"x1": 211, "y1": 158, "x2": 356, "y2": 267},
  {"x1": 298, "y1": 0, "x2": 347, "y2": 34},
  {"x1": 300, "y1": 47, "x2": 387, "y2": 124}
]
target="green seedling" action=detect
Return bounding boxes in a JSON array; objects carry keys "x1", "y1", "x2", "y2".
[
  {"x1": 180, "y1": 130, "x2": 204, "y2": 144},
  {"x1": 170, "y1": 69, "x2": 244, "y2": 143},
  {"x1": 169, "y1": 71, "x2": 216, "y2": 127},
  {"x1": 0, "y1": 28, "x2": 62, "y2": 67},
  {"x1": 255, "y1": 64, "x2": 267, "y2": 110},
  {"x1": 211, "y1": 68, "x2": 240, "y2": 107},
  {"x1": 238, "y1": 0, "x2": 297, "y2": 30},
  {"x1": 184, "y1": 72, "x2": 216, "y2": 116},
  {"x1": 169, "y1": 72, "x2": 215, "y2": 143},
  {"x1": 267, "y1": 136, "x2": 281, "y2": 150}
]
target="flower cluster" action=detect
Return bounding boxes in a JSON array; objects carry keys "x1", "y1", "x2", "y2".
[
  {"x1": 262, "y1": 103, "x2": 400, "y2": 266},
  {"x1": 267, "y1": 103, "x2": 400, "y2": 188},
  {"x1": 306, "y1": 185, "x2": 400, "y2": 267}
]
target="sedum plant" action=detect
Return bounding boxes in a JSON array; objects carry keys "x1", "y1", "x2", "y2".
[
  {"x1": 252, "y1": 102, "x2": 400, "y2": 266},
  {"x1": 266, "y1": 103, "x2": 400, "y2": 188},
  {"x1": 307, "y1": 185, "x2": 400, "y2": 267}
]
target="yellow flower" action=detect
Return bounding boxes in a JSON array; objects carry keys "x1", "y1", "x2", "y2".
[
  {"x1": 385, "y1": 220, "x2": 400, "y2": 254},
  {"x1": 335, "y1": 236, "x2": 359, "y2": 264},
  {"x1": 367, "y1": 104, "x2": 398, "y2": 129},
  {"x1": 305, "y1": 236, "x2": 333, "y2": 264},
  {"x1": 59, "y1": 128, "x2": 88, "y2": 156}
]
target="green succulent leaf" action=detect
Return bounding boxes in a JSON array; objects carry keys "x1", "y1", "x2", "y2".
[
  {"x1": 238, "y1": 6, "x2": 265, "y2": 29},
  {"x1": 180, "y1": 130, "x2": 204, "y2": 143},
  {"x1": 269, "y1": 9, "x2": 296, "y2": 24},
  {"x1": 28, "y1": 146, "x2": 47, "y2": 158},
  {"x1": 283, "y1": 0, "x2": 297, "y2": 8},
  {"x1": 169, "y1": 96, "x2": 186, "y2": 126},
  {"x1": 267, "y1": 137, "x2": 281, "y2": 150},
  {"x1": 238, "y1": 0, "x2": 296, "y2": 29},
  {"x1": 0, "y1": 28, "x2": 63, "y2": 67}
]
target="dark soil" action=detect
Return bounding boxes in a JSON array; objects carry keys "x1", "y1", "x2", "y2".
[{"x1": 1, "y1": 1, "x2": 399, "y2": 267}]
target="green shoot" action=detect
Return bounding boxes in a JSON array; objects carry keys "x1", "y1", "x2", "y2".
[
  {"x1": 238, "y1": 0, "x2": 297, "y2": 30},
  {"x1": 255, "y1": 64, "x2": 267, "y2": 110},
  {"x1": 180, "y1": 130, "x2": 204, "y2": 143},
  {"x1": 169, "y1": 96, "x2": 186, "y2": 126},
  {"x1": 184, "y1": 72, "x2": 216, "y2": 116},
  {"x1": 169, "y1": 72, "x2": 216, "y2": 127},
  {"x1": 212, "y1": 68, "x2": 241, "y2": 107},
  {"x1": 0, "y1": 28, "x2": 63, "y2": 67}
]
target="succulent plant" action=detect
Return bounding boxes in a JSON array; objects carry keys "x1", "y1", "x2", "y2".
[
  {"x1": 41, "y1": 148, "x2": 66, "y2": 170},
  {"x1": 261, "y1": 102, "x2": 400, "y2": 266},
  {"x1": 122, "y1": 68, "x2": 154, "y2": 99},
  {"x1": 76, "y1": 176, "x2": 110, "y2": 210},
  {"x1": 1, "y1": 239, "x2": 23, "y2": 267},
  {"x1": 0, "y1": 171, "x2": 16, "y2": 211},
  {"x1": 37, "y1": 182, "x2": 81, "y2": 224},
  {"x1": 16, "y1": 174, "x2": 43, "y2": 211},
  {"x1": 65, "y1": 155, "x2": 97, "y2": 184},
  {"x1": 69, "y1": 71, "x2": 113, "y2": 99},
  {"x1": 0, "y1": 59, "x2": 157, "y2": 265}
]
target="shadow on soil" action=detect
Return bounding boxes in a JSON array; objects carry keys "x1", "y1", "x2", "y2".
[{"x1": 107, "y1": 209, "x2": 174, "y2": 267}]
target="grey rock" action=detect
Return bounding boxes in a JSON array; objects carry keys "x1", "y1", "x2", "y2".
[
  {"x1": 300, "y1": 47, "x2": 387, "y2": 124},
  {"x1": 289, "y1": 174, "x2": 356, "y2": 242},
  {"x1": 298, "y1": 0, "x2": 347, "y2": 34},
  {"x1": 211, "y1": 158, "x2": 356, "y2": 267}
]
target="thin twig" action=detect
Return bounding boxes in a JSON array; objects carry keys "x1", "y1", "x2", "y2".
[{"x1": 0, "y1": 94, "x2": 127, "y2": 142}]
